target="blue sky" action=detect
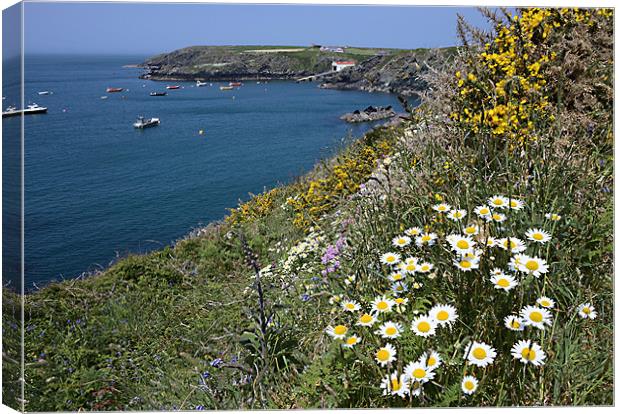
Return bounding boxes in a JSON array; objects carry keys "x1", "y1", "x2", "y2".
[{"x1": 20, "y1": 2, "x2": 492, "y2": 55}]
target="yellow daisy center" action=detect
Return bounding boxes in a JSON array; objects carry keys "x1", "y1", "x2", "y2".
[
  {"x1": 333, "y1": 325, "x2": 347, "y2": 336},
  {"x1": 460, "y1": 260, "x2": 472, "y2": 269},
  {"x1": 395, "y1": 298, "x2": 404, "y2": 304},
  {"x1": 464, "y1": 380, "x2": 475, "y2": 390},
  {"x1": 360, "y1": 314, "x2": 373, "y2": 324},
  {"x1": 493, "y1": 199, "x2": 503, "y2": 206},
  {"x1": 421, "y1": 265, "x2": 430, "y2": 271},
  {"x1": 525, "y1": 260, "x2": 540, "y2": 271},
  {"x1": 497, "y1": 278, "x2": 510, "y2": 288},
  {"x1": 510, "y1": 200, "x2": 519, "y2": 207},
  {"x1": 413, "y1": 368, "x2": 426, "y2": 379},
  {"x1": 583, "y1": 307, "x2": 591, "y2": 314},
  {"x1": 377, "y1": 301, "x2": 389, "y2": 311},
  {"x1": 456, "y1": 240, "x2": 470, "y2": 249},
  {"x1": 427, "y1": 356, "x2": 437, "y2": 366},
  {"x1": 437, "y1": 310, "x2": 450, "y2": 321},
  {"x1": 391, "y1": 378, "x2": 402, "y2": 391},
  {"x1": 521, "y1": 348, "x2": 536, "y2": 360},
  {"x1": 438, "y1": 206, "x2": 447, "y2": 211},
  {"x1": 345, "y1": 303, "x2": 355, "y2": 310},
  {"x1": 385, "y1": 326, "x2": 398, "y2": 336},
  {"x1": 376, "y1": 349, "x2": 390, "y2": 361},
  {"x1": 417, "y1": 321, "x2": 431, "y2": 333},
  {"x1": 533, "y1": 233, "x2": 544, "y2": 240},
  {"x1": 454, "y1": 212, "x2": 463, "y2": 218},
  {"x1": 480, "y1": 208, "x2": 489, "y2": 214},
  {"x1": 511, "y1": 320, "x2": 520, "y2": 329},
  {"x1": 529, "y1": 311, "x2": 543, "y2": 323},
  {"x1": 406, "y1": 264, "x2": 416, "y2": 272},
  {"x1": 386, "y1": 256, "x2": 396, "y2": 263},
  {"x1": 540, "y1": 300, "x2": 550, "y2": 307},
  {"x1": 492, "y1": 214, "x2": 502, "y2": 220},
  {"x1": 472, "y1": 348, "x2": 487, "y2": 360},
  {"x1": 346, "y1": 337, "x2": 358, "y2": 346},
  {"x1": 422, "y1": 235, "x2": 431, "y2": 242},
  {"x1": 398, "y1": 239, "x2": 406, "y2": 244},
  {"x1": 465, "y1": 227, "x2": 476, "y2": 234}
]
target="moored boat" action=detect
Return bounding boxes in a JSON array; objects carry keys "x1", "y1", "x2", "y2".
[
  {"x1": 133, "y1": 116, "x2": 160, "y2": 129},
  {"x1": 106, "y1": 87, "x2": 124, "y2": 93},
  {"x1": 166, "y1": 85, "x2": 181, "y2": 90},
  {"x1": 196, "y1": 80, "x2": 207, "y2": 87},
  {"x1": 2, "y1": 103, "x2": 48, "y2": 118},
  {"x1": 229, "y1": 82, "x2": 242, "y2": 87},
  {"x1": 38, "y1": 91, "x2": 52, "y2": 95},
  {"x1": 150, "y1": 91, "x2": 167, "y2": 96},
  {"x1": 220, "y1": 85, "x2": 234, "y2": 91}
]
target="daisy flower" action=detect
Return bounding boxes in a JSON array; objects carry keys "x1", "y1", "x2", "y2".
[
  {"x1": 447, "y1": 209, "x2": 467, "y2": 221},
  {"x1": 508, "y1": 198, "x2": 525, "y2": 210},
  {"x1": 326, "y1": 324, "x2": 348, "y2": 340},
  {"x1": 536, "y1": 296, "x2": 555, "y2": 309},
  {"x1": 404, "y1": 361, "x2": 435, "y2": 384},
  {"x1": 380, "y1": 371, "x2": 410, "y2": 398},
  {"x1": 578, "y1": 303, "x2": 598, "y2": 319},
  {"x1": 409, "y1": 380, "x2": 423, "y2": 398},
  {"x1": 341, "y1": 300, "x2": 361, "y2": 312},
  {"x1": 461, "y1": 375, "x2": 479, "y2": 395},
  {"x1": 380, "y1": 252, "x2": 401, "y2": 266},
  {"x1": 525, "y1": 228, "x2": 551, "y2": 244},
  {"x1": 454, "y1": 257, "x2": 479, "y2": 272},
  {"x1": 465, "y1": 341, "x2": 497, "y2": 367},
  {"x1": 485, "y1": 236, "x2": 498, "y2": 247},
  {"x1": 447, "y1": 235, "x2": 476, "y2": 255},
  {"x1": 388, "y1": 271, "x2": 405, "y2": 282},
  {"x1": 392, "y1": 282, "x2": 408, "y2": 295},
  {"x1": 498, "y1": 237, "x2": 527, "y2": 253},
  {"x1": 375, "y1": 343, "x2": 397, "y2": 366},
  {"x1": 511, "y1": 340, "x2": 546, "y2": 366},
  {"x1": 504, "y1": 315, "x2": 524, "y2": 331},
  {"x1": 488, "y1": 195, "x2": 509, "y2": 209},
  {"x1": 415, "y1": 232, "x2": 438, "y2": 247},
  {"x1": 463, "y1": 224, "x2": 480, "y2": 236},
  {"x1": 486, "y1": 212, "x2": 507, "y2": 223},
  {"x1": 419, "y1": 350, "x2": 442, "y2": 370},
  {"x1": 376, "y1": 321, "x2": 403, "y2": 339},
  {"x1": 405, "y1": 227, "x2": 423, "y2": 237},
  {"x1": 411, "y1": 315, "x2": 438, "y2": 337},
  {"x1": 429, "y1": 304, "x2": 458, "y2": 326},
  {"x1": 490, "y1": 273, "x2": 518, "y2": 291},
  {"x1": 432, "y1": 203, "x2": 451, "y2": 213},
  {"x1": 520, "y1": 305, "x2": 552, "y2": 329},
  {"x1": 545, "y1": 212, "x2": 562, "y2": 221},
  {"x1": 418, "y1": 262, "x2": 434, "y2": 273},
  {"x1": 342, "y1": 335, "x2": 361, "y2": 349},
  {"x1": 392, "y1": 235, "x2": 412, "y2": 249},
  {"x1": 490, "y1": 268, "x2": 506, "y2": 276},
  {"x1": 474, "y1": 205, "x2": 492, "y2": 218},
  {"x1": 401, "y1": 260, "x2": 418, "y2": 274},
  {"x1": 371, "y1": 296, "x2": 395, "y2": 314},
  {"x1": 513, "y1": 255, "x2": 549, "y2": 277},
  {"x1": 357, "y1": 313, "x2": 377, "y2": 327},
  {"x1": 394, "y1": 297, "x2": 409, "y2": 308}
]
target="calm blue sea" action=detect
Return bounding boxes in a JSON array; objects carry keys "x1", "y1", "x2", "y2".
[{"x1": 3, "y1": 55, "x2": 404, "y2": 287}]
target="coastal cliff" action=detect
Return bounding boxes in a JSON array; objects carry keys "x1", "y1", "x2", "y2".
[{"x1": 140, "y1": 45, "x2": 455, "y2": 96}]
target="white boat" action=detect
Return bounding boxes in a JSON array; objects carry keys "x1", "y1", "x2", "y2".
[
  {"x1": 38, "y1": 91, "x2": 51, "y2": 95},
  {"x1": 220, "y1": 85, "x2": 234, "y2": 91},
  {"x1": 2, "y1": 103, "x2": 48, "y2": 118},
  {"x1": 196, "y1": 80, "x2": 207, "y2": 87},
  {"x1": 133, "y1": 116, "x2": 160, "y2": 129},
  {"x1": 100, "y1": 96, "x2": 108, "y2": 100}
]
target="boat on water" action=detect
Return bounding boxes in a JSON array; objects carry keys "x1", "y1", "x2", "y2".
[
  {"x1": 133, "y1": 116, "x2": 160, "y2": 129},
  {"x1": 220, "y1": 86, "x2": 234, "y2": 91},
  {"x1": 166, "y1": 85, "x2": 181, "y2": 90},
  {"x1": 229, "y1": 82, "x2": 242, "y2": 87},
  {"x1": 106, "y1": 87, "x2": 124, "y2": 93},
  {"x1": 100, "y1": 96, "x2": 108, "y2": 100},
  {"x1": 150, "y1": 91, "x2": 167, "y2": 96},
  {"x1": 2, "y1": 103, "x2": 48, "y2": 118},
  {"x1": 196, "y1": 80, "x2": 207, "y2": 87},
  {"x1": 38, "y1": 91, "x2": 52, "y2": 95}
]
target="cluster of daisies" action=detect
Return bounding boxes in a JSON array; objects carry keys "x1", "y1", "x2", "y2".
[{"x1": 322, "y1": 195, "x2": 598, "y2": 401}]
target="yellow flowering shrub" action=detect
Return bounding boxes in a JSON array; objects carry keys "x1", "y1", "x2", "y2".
[{"x1": 226, "y1": 188, "x2": 280, "y2": 226}]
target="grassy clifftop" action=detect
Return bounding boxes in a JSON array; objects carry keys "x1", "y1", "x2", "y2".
[{"x1": 3, "y1": 8, "x2": 613, "y2": 411}]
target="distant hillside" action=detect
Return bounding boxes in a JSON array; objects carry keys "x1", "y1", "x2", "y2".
[{"x1": 140, "y1": 45, "x2": 456, "y2": 96}]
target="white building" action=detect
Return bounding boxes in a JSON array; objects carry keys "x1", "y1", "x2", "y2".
[{"x1": 332, "y1": 60, "x2": 356, "y2": 72}]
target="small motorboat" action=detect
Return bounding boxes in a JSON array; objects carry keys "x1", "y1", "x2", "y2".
[
  {"x1": 196, "y1": 80, "x2": 207, "y2": 87},
  {"x1": 220, "y1": 86, "x2": 234, "y2": 91},
  {"x1": 100, "y1": 96, "x2": 108, "y2": 100},
  {"x1": 106, "y1": 87, "x2": 124, "y2": 93},
  {"x1": 38, "y1": 91, "x2": 52, "y2": 95},
  {"x1": 166, "y1": 85, "x2": 180, "y2": 90},
  {"x1": 229, "y1": 82, "x2": 242, "y2": 87},
  {"x1": 2, "y1": 103, "x2": 48, "y2": 118},
  {"x1": 150, "y1": 91, "x2": 167, "y2": 96},
  {"x1": 133, "y1": 116, "x2": 160, "y2": 129}
]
